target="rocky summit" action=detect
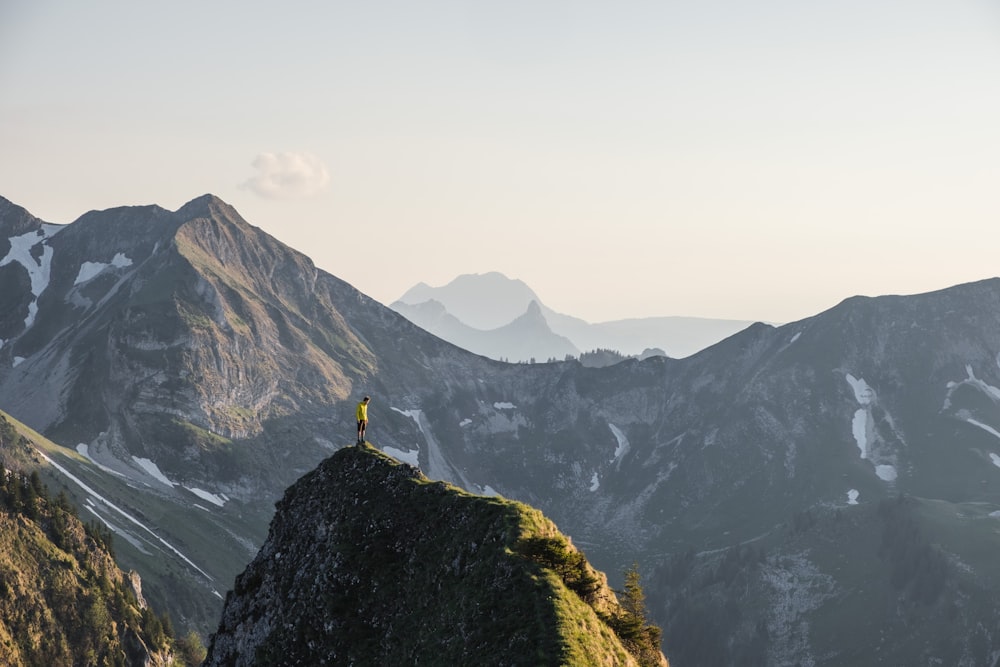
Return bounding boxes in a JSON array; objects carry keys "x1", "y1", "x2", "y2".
[{"x1": 205, "y1": 444, "x2": 667, "y2": 666}]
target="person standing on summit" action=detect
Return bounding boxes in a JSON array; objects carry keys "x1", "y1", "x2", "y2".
[{"x1": 356, "y1": 396, "x2": 370, "y2": 444}]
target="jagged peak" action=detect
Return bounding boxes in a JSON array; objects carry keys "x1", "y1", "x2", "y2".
[{"x1": 503, "y1": 299, "x2": 555, "y2": 333}]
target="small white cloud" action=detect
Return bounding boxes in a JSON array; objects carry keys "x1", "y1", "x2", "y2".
[{"x1": 241, "y1": 151, "x2": 330, "y2": 199}]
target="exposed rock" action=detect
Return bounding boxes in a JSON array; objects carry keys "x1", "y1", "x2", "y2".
[{"x1": 206, "y1": 445, "x2": 667, "y2": 666}]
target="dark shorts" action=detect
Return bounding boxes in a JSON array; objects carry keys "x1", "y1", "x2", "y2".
[{"x1": 357, "y1": 420, "x2": 366, "y2": 429}]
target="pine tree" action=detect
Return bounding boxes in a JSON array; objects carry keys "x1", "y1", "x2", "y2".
[
  {"x1": 622, "y1": 562, "x2": 648, "y2": 620},
  {"x1": 614, "y1": 563, "x2": 664, "y2": 667}
]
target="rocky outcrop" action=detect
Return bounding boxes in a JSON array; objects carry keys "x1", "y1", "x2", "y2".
[{"x1": 206, "y1": 445, "x2": 667, "y2": 666}]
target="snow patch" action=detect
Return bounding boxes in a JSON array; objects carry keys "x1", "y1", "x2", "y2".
[
  {"x1": 789, "y1": 332, "x2": 801, "y2": 343},
  {"x1": 846, "y1": 374, "x2": 899, "y2": 483},
  {"x1": 846, "y1": 374, "x2": 875, "y2": 405},
  {"x1": 948, "y1": 365, "x2": 1000, "y2": 405},
  {"x1": 590, "y1": 472, "x2": 600, "y2": 492},
  {"x1": 131, "y1": 456, "x2": 176, "y2": 487},
  {"x1": 383, "y1": 445, "x2": 420, "y2": 467},
  {"x1": 38, "y1": 449, "x2": 212, "y2": 580},
  {"x1": 493, "y1": 402, "x2": 516, "y2": 410},
  {"x1": 0, "y1": 229, "x2": 56, "y2": 329},
  {"x1": 608, "y1": 423, "x2": 630, "y2": 467},
  {"x1": 74, "y1": 252, "x2": 133, "y2": 285},
  {"x1": 75, "y1": 262, "x2": 105, "y2": 285},
  {"x1": 875, "y1": 464, "x2": 897, "y2": 482},
  {"x1": 111, "y1": 252, "x2": 132, "y2": 268},
  {"x1": 459, "y1": 418, "x2": 472, "y2": 427},
  {"x1": 966, "y1": 418, "x2": 1000, "y2": 440},
  {"x1": 12, "y1": 356, "x2": 25, "y2": 367},
  {"x1": 967, "y1": 365, "x2": 1000, "y2": 401},
  {"x1": 75, "y1": 443, "x2": 121, "y2": 476},
  {"x1": 392, "y1": 406, "x2": 468, "y2": 487},
  {"x1": 847, "y1": 489, "x2": 859, "y2": 505},
  {"x1": 393, "y1": 407, "x2": 420, "y2": 420},
  {"x1": 185, "y1": 487, "x2": 226, "y2": 507},
  {"x1": 84, "y1": 500, "x2": 150, "y2": 553},
  {"x1": 991, "y1": 453, "x2": 1000, "y2": 469},
  {"x1": 851, "y1": 410, "x2": 868, "y2": 459}
]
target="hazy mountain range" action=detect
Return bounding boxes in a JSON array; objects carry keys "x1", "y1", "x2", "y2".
[
  {"x1": 391, "y1": 272, "x2": 757, "y2": 361},
  {"x1": 3, "y1": 192, "x2": 1000, "y2": 665}
]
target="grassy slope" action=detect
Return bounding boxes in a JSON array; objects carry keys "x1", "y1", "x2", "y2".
[
  {"x1": 1, "y1": 409, "x2": 263, "y2": 637},
  {"x1": 0, "y1": 415, "x2": 177, "y2": 665}
]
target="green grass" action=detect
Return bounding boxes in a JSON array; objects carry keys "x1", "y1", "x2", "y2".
[
  {"x1": 2, "y1": 410, "x2": 265, "y2": 637},
  {"x1": 172, "y1": 418, "x2": 233, "y2": 449}
]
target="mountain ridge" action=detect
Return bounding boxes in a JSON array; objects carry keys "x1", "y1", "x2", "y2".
[
  {"x1": 391, "y1": 271, "x2": 756, "y2": 360},
  {"x1": 4, "y1": 193, "x2": 1000, "y2": 663}
]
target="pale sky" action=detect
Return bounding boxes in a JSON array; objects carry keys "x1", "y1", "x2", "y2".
[{"x1": 2, "y1": 1, "x2": 999, "y2": 324}]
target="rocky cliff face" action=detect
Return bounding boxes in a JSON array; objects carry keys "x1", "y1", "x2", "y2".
[{"x1": 206, "y1": 444, "x2": 667, "y2": 666}]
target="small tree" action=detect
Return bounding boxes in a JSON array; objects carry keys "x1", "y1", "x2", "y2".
[
  {"x1": 517, "y1": 536, "x2": 601, "y2": 603},
  {"x1": 176, "y1": 630, "x2": 208, "y2": 666},
  {"x1": 612, "y1": 563, "x2": 663, "y2": 667},
  {"x1": 621, "y1": 563, "x2": 648, "y2": 619}
]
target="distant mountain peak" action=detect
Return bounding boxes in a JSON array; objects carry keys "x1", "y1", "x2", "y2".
[
  {"x1": 396, "y1": 271, "x2": 540, "y2": 330},
  {"x1": 393, "y1": 272, "x2": 757, "y2": 359}
]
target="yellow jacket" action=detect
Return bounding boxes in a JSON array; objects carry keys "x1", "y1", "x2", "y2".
[{"x1": 356, "y1": 401, "x2": 368, "y2": 421}]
